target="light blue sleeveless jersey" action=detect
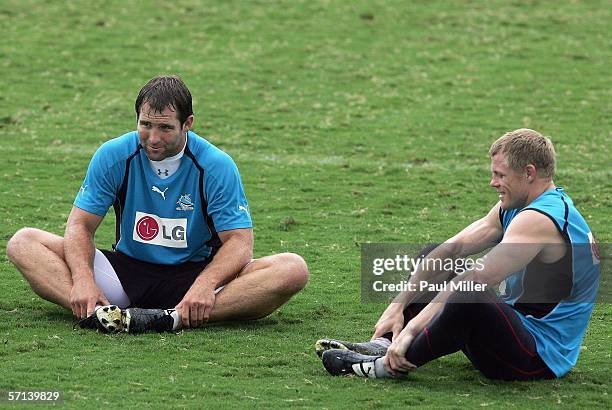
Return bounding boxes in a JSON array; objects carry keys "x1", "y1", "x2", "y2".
[
  {"x1": 74, "y1": 131, "x2": 252, "y2": 264},
  {"x1": 500, "y1": 187, "x2": 600, "y2": 377}
]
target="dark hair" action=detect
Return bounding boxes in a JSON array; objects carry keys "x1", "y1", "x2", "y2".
[{"x1": 134, "y1": 75, "x2": 193, "y2": 125}]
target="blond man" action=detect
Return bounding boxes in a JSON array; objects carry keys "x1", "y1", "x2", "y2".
[{"x1": 318, "y1": 129, "x2": 599, "y2": 380}]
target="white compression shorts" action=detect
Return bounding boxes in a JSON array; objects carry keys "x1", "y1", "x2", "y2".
[{"x1": 93, "y1": 249, "x2": 131, "y2": 308}]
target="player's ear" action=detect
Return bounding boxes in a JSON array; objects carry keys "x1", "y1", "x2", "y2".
[
  {"x1": 525, "y1": 164, "x2": 536, "y2": 181},
  {"x1": 183, "y1": 115, "x2": 194, "y2": 132}
]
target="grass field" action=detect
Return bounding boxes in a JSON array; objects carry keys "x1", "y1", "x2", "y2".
[{"x1": 0, "y1": 0, "x2": 610, "y2": 408}]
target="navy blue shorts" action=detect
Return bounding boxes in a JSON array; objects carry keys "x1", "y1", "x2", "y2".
[{"x1": 101, "y1": 250, "x2": 211, "y2": 309}]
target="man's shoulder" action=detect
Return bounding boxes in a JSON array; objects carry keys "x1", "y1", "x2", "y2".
[
  {"x1": 91, "y1": 131, "x2": 140, "y2": 168},
  {"x1": 510, "y1": 209, "x2": 561, "y2": 234},
  {"x1": 522, "y1": 187, "x2": 588, "y2": 233},
  {"x1": 97, "y1": 131, "x2": 140, "y2": 157},
  {"x1": 186, "y1": 132, "x2": 238, "y2": 172}
]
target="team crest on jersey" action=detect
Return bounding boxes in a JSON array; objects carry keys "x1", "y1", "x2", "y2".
[
  {"x1": 132, "y1": 211, "x2": 187, "y2": 248},
  {"x1": 176, "y1": 194, "x2": 194, "y2": 211}
]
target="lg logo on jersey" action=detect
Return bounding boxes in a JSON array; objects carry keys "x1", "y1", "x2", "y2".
[
  {"x1": 136, "y1": 216, "x2": 185, "y2": 241},
  {"x1": 132, "y1": 212, "x2": 187, "y2": 248}
]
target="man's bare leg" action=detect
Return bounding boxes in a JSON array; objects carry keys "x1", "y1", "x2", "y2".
[
  {"x1": 6, "y1": 227, "x2": 73, "y2": 310},
  {"x1": 207, "y1": 253, "x2": 309, "y2": 322}
]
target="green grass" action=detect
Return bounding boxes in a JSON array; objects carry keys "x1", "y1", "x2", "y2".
[{"x1": 0, "y1": 0, "x2": 610, "y2": 408}]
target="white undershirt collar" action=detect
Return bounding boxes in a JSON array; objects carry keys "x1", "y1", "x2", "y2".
[{"x1": 148, "y1": 135, "x2": 187, "y2": 179}]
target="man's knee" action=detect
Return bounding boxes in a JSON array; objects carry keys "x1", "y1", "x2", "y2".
[
  {"x1": 447, "y1": 289, "x2": 491, "y2": 305},
  {"x1": 6, "y1": 227, "x2": 37, "y2": 263},
  {"x1": 6, "y1": 227, "x2": 62, "y2": 265},
  {"x1": 272, "y1": 252, "x2": 309, "y2": 295},
  {"x1": 415, "y1": 243, "x2": 441, "y2": 259}
]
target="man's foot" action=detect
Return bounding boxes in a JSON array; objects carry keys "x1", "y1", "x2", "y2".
[
  {"x1": 124, "y1": 307, "x2": 176, "y2": 333},
  {"x1": 315, "y1": 337, "x2": 390, "y2": 357},
  {"x1": 321, "y1": 349, "x2": 384, "y2": 378},
  {"x1": 77, "y1": 305, "x2": 177, "y2": 334},
  {"x1": 77, "y1": 305, "x2": 124, "y2": 333}
]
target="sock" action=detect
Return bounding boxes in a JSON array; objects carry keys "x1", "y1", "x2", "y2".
[
  {"x1": 374, "y1": 358, "x2": 392, "y2": 378},
  {"x1": 169, "y1": 310, "x2": 182, "y2": 331}
]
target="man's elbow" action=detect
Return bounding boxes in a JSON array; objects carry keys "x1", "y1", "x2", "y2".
[{"x1": 238, "y1": 235, "x2": 254, "y2": 264}]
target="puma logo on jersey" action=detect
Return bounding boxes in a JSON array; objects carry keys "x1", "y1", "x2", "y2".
[
  {"x1": 132, "y1": 212, "x2": 187, "y2": 248},
  {"x1": 152, "y1": 186, "x2": 168, "y2": 200}
]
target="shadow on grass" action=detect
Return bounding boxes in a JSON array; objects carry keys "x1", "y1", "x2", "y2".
[
  {"x1": 203, "y1": 316, "x2": 279, "y2": 330},
  {"x1": 41, "y1": 308, "x2": 73, "y2": 321},
  {"x1": 376, "y1": 359, "x2": 560, "y2": 393},
  {"x1": 42, "y1": 306, "x2": 284, "y2": 334}
]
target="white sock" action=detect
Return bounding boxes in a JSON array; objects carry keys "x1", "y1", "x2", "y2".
[
  {"x1": 169, "y1": 310, "x2": 182, "y2": 331},
  {"x1": 374, "y1": 358, "x2": 392, "y2": 378}
]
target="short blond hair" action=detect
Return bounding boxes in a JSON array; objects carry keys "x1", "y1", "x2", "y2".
[{"x1": 489, "y1": 128, "x2": 556, "y2": 178}]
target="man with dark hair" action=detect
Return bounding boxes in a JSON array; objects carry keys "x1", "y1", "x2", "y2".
[
  {"x1": 316, "y1": 129, "x2": 599, "y2": 380},
  {"x1": 7, "y1": 75, "x2": 309, "y2": 333}
]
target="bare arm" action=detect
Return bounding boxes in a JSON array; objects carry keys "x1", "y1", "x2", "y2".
[
  {"x1": 373, "y1": 203, "x2": 503, "y2": 339},
  {"x1": 175, "y1": 228, "x2": 253, "y2": 328},
  {"x1": 399, "y1": 202, "x2": 503, "y2": 305},
  {"x1": 64, "y1": 206, "x2": 108, "y2": 318}
]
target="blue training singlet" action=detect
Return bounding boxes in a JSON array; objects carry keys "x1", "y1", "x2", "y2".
[
  {"x1": 73, "y1": 131, "x2": 252, "y2": 265},
  {"x1": 499, "y1": 187, "x2": 600, "y2": 377}
]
